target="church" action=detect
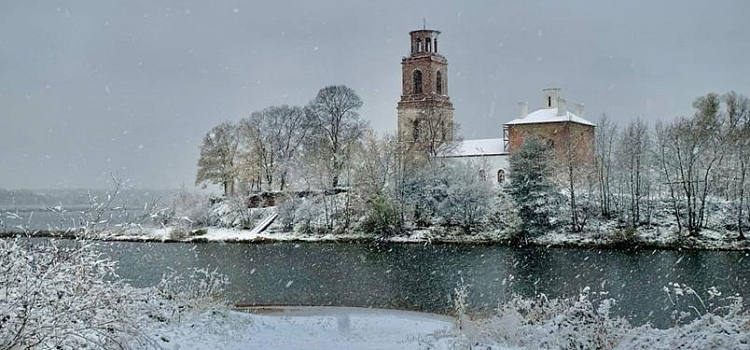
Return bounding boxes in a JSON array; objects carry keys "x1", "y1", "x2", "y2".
[{"x1": 396, "y1": 28, "x2": 596, "y2": 185}]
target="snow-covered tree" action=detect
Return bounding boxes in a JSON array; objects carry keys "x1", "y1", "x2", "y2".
[
  {"x1": 238, "y1": 105, "x2": 311, "y2": 191},
  {"x1": 306, "y1": 85, "x2": 368, "y2": 188},
  {"x1": 595, "y1": 114, "x2": 618, "y2": 218},
  {"x1": 354, "y1": 131, "x2": 404, "y2": 236},
  {"x1": 437, "y1": 161, "x2": 494, "y2": 234},
  {"x1": 506, "y1": 135, "x2": 560, "y2": 239},
  {"x1": 654, "y1": 93, "x2": 737, "y2": 237},
  {"x1": 195, "y1": 122, "x2": 239, "y2": 197},
  {"x1": 617, "y1": 118, "x2": 651, "y2": 227},
  {"x1": 723, "y1": 92, "x2": 750, "y2": 239}
]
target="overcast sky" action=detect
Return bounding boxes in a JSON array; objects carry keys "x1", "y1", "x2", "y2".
[{"x1": 1, "y1": 0, "x2": 749, "y2": 190}]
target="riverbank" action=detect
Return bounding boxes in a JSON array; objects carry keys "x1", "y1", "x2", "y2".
[{"x1": 3, "y1": 224, "x2": 748, "y2": 251}]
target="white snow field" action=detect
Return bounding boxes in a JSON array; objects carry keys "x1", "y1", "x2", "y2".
[{"x1": 154, "y1": 307, "x2": 469, "y2": 350}]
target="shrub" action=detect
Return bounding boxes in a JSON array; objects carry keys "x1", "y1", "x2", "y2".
[{"x1": 362, "y1": 194, "x2": 402, "y2": 237}]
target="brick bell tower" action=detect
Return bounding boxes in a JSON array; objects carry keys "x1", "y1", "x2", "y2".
[{"x1": 397, "y1": 28, "x2": 454, "y2": 143}]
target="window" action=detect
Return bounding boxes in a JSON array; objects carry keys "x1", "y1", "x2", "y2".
[
  {"x1": 416, "y1": 38, "x2": 422, "y2": 52},
  {"x1": 413, "y1": 70, "x2": 423, "y2": 94},
  {"x1": 425, "y1": 38, "x2": 431, "y2": 52},
  {"x1": 412, "y1": 119, "x2": 420, "y2": 141},
  {"x1": 479, "y1": 169, "x2": 487, "y2": 181},
  {"x1": 433, "y1": 38, "x2": 438, "y2": 52},
  {"x1": 548, "y1": 96, "x2": 552, "y2": 107},
  {"x1": 436, "y1": 71, "x2": 442, "y2": 94},
  {"x1": 497, "y1": 169, "x2": 505, "y2": 183}
]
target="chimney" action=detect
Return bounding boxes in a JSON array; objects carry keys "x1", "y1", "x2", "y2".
[
  {"x1": 557, "y1": 98, "x2": 567, "y2": 116},
  {"x1": 575, "y1": 103, "x2": 585, "y2": 117},
  {"x1": 519, "y1": 101, "x2": 528, "y2": 117},
  {"x1": 542, "y1": 88, "x2": 561, "y2": 108}
]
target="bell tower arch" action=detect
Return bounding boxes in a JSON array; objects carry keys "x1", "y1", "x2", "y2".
[{"x1": 397, "y1": 28, "x2": 454, "y2": 143}]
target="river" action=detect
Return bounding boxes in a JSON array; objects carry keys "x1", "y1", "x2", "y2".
[{"x1": 18, "y1": 237, "x2": 748, "y2": 328}]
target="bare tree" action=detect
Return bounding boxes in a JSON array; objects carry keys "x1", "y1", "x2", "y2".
[
  {"x1": 238, "y1": 105, "x2": 311, "y2": 191},
  {"x1": 195, "y1": 122, "x2": 239, "y2": 197},
  {"x1": 560, "y1": 123, "x2": 595, "y2": 232},
  {"x1": 724, "y1": 92, "x2": 750, "y2": 239},
  {"x1": 655, "y1": 93, "x2": 736, "y2": 237},
  {"x1": 595, "y1": 114, "x2": 617, "y2": 218},
  {"x1": 617, "y1": 118, "x2": 651, "y2": 227},
  {"x1": 354, "y1": 131, "x2": 400, "y2": 199},
  {"x1": 353, "y1": 131, "x2": 406, "y2": 235},
  {"x1": 411, "y1": 105, "x2": 460, "y2": 158},
  {"x1": 306, "y1": 85, "x2": 368, "y2": 188}
]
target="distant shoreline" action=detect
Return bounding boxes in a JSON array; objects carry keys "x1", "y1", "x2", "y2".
[{"x1": 2, "y1": 227, "x2": 747, "y2": 252}]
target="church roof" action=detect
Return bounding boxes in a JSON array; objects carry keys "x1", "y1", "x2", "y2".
[
  {"x1": 447, "y1": 138, "x2": 507, "y2": 157},
  {"x1": 505, "y1": 108, "x2": 596, "y2": 127}
]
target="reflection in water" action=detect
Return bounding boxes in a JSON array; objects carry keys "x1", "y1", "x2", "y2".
[{"x1": 24, "y1": 238, "x2": 749, "y2": 328}]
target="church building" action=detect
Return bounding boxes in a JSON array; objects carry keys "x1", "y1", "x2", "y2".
[
  {"x1": 397, "y1": 29, "x2": 454, "y2": 145},
  {"x1": 396, "y1": 28, "x2": 596, "y2": 185}
]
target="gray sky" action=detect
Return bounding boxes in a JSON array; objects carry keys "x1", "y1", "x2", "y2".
[{"x1": 1, "y1": 0, "x2": 749, "y2": 190}]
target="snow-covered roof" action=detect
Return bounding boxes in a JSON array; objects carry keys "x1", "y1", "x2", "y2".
[
  {"x1": 505, "y1": 108, "x2": 596, "y2": 127},
  {"x1": 447, "y1": 138, "x2": 507, "y2": 157}
]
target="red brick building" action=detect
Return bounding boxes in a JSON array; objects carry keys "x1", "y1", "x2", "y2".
[
  {"x1": 397, "y1": 29, "x2": 454, "y2": 143},
  {"x1": 505, "y1": 88, "x2": 596, "y2": 166}
]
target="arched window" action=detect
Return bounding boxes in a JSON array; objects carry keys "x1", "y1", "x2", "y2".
[
  {"x1": 436, "y1": 71, "x2": 443, "y2": 95},
  {"x1": 479, "y1": 169, "x2": 487, "y2": 181},
  {"x1": 425, "y1": 38, "x2": 431, "y2": 52},
  {"x1": 497, "y1": 169, "x2": 505, "y2": 183},
  {"x1": 548, "y1": 96, "x2": 552, "y2": 107},
  {"x1": 416, "y1": 38, "x2": 422, "y2": 52},
  {"x1": 413, "y1": 70, "x2": 423, "y2": 94},
  {"x1": 433, "y1": 38, "x2": 438, "y2": 52},
  {"x1": 412, "y1": 119, "x2": 420, "y2": 141}
]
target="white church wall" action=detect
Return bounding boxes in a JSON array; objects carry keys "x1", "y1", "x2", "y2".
[{"x1": 448, "y1": 154, "x2": 510, "y2": 187}]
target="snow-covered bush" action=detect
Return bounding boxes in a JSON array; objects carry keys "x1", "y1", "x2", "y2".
[
  {"x1": 170, "y1": 189, "x2": 211, "y2": 229},
  {"x1": 0, "y1": 239, "x2": 158, "y2": 349},
  {"x1": 466, "y1": 286, "x2": 750, "y2": 350},
  {"x1": 437, "y1": 163, "x2": 495, "y2": 234},
  {"x1": 276, "y1": 196, "x2": 301, "y2": 231},
  {"x1": 474, "y1": 290, "x2": 630, "y2": 350},
  {"x1": 294, "y1": 194, "x2": 327, "y2": 234},
  {"x1": 155, "y1": 267, "x2": 229, "y2": 311},
  {"x1": 207, "y1": 196, "x2": 257, "y2": 228},
  {"x1": 0, "y1": 238, "x2": 231, "y2": 349}
]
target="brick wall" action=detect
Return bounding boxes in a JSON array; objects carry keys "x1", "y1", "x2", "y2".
[{"x1": 507, "y1": 121, "x2": 595, "y2": 166}]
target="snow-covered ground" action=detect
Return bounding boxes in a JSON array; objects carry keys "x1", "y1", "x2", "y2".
[
  {"x1": 153, "y1": 307, "x2": 463, "y2": 350},
  {"x1": 152, "y1": 302, "x2": 750, "y2": 350}
]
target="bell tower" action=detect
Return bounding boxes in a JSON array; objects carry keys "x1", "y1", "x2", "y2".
[{"x1": 397, "y1": 28, "x2": 454, "y2": 143}]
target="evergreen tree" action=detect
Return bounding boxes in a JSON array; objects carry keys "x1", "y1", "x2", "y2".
[{"x1": 507, "y1": 136, "x2": 559, "y2": 240}]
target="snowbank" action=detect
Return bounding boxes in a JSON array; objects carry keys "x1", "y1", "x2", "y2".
[{"x1": 153, "y1": 307, "x2": 462, "y2": 350}]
